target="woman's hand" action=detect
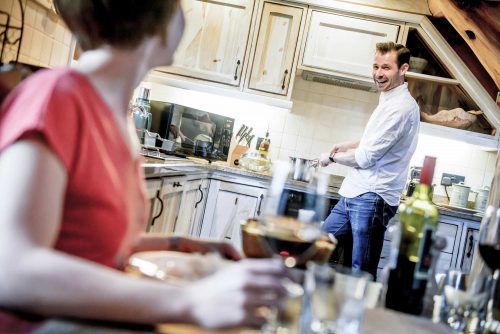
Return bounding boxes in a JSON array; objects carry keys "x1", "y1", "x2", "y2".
[
  {"x1": 185, "y1": 259, "x2": 288, "y2": 329},
  {"x1": 133, "y1": 234, "x2": 242, "y2": 261},
  {"x1": 173, "y1": 236, "x2": 242, "y2": 261}
]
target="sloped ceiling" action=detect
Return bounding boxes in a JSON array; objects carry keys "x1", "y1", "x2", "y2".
[{"x1": 428, "y1": 0, "x2": 500, "y2": 91}]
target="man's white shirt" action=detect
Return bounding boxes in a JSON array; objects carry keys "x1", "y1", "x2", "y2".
[{"x1": 339, "y1": 83, "x2": 420, "y2": 206}]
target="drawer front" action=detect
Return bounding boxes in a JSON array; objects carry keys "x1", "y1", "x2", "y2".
[{"x1": 436, "y1": 222, "x2": 458, "y2": 254}]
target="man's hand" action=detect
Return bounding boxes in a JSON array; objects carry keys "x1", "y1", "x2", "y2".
[{"x1": 329, "y1": 140, "x2": 360, "y2": 156}]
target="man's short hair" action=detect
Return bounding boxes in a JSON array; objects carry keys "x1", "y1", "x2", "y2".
[
  {"x1": 54, "y1": 0, "x2": 180, "y2": 51},
  {"x1": 375, "y1": 42, "x2": 411, "y2": 69}
]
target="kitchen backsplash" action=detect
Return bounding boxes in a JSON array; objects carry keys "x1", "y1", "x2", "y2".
[
  {"x1": 1, "y1": 0, "x2": 72, "y2": 67},
  {"x1": 174, "y1": 74, "x2": 496, "y2": 197}
]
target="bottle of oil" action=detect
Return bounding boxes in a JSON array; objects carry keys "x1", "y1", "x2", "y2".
[
  {"x1": 258, "y1": 130, "x2": 271, "y2": 155},
  {"x1": 131, "y1": 87, "x2": 152, "y2": 144}
]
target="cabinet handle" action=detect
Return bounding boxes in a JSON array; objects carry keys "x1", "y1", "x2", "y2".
[
  {"x1": 151, "y1": 189, "x2": 164, "y2": 226},
  {"x1": 256, "y1": 194, "x2": 264, "y2": 216},
  {"x1": 466, "y1": 234, "x2": 474, "y2": 258},
  {"x1": 281, "y1": 69, "x2": 289, "y2": 90},
  {"x1": 195, "y1": 184, "x2": 204, "y2": 209},
  {"x1": 233, "y1": 60, "x2": 241, "y2": 80}
]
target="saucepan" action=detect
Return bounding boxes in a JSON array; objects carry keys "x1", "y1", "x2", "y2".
[{"x1": 289, "y1": 157, "x2": 319, "y2": 182}]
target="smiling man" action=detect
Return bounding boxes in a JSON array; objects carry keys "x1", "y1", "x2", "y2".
[{"x1": 320, "y1": 42, "x2": 420, "y2": 279}]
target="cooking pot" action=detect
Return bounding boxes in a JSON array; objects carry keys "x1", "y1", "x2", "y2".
[
  {"x1": 289, "y1": 157, "x2": 318, "y2": 182},
  {"x1": 449, "y1": 182, "x2": 470, "y2": 208}
]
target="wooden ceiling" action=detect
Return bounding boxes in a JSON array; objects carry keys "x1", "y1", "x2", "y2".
[{"x1": 428, "y1": 0, "x2": 500, "y2": 91}]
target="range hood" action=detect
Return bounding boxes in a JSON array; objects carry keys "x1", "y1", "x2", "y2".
[{"x1": 301, "y1": 70, "x2": 377, "y2": 93}]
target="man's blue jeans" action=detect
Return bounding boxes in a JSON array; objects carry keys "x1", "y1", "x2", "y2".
[{"x1": 322, "y1": 192, "x2": 398, "y2": 280}]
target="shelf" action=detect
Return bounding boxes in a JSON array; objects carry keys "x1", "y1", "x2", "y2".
[
  {"x1": 405, "y1": 72, "x2": 459, "y2": 85},
  {"x1": 419, "y1": 122, "x2": 498, "y2": 150},
  {"x1": 404, "y1": 26, "x2": 496, "y2": 139}
]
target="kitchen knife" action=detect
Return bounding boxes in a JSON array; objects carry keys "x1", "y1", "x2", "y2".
[
  {"x1": 244, "y1": 127, "x2": 253, "y2": 140},
  {"x1": 235, "y1": 124, "x2": 245, "y2": 140},
  {"x1": 245, "y1": 134, "x2": 254, "y2": 147},
  {"x1": 238, "y1": 127, "x2": 250, "y2": 144},
  {"x1": 237, "y1": 125, "x2": 248, "y2": 142},
  {"x1": 239, "y1": 127, "x2": 253, "y2": 145}
]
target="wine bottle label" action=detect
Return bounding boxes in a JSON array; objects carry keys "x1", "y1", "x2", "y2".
[{"x1": 414, "y1": 224, "x2": 435, "y2": 280}]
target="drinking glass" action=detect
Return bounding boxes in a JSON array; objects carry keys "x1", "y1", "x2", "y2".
[
  {"x1": 437, "y1": 269, "x2": 489, "y2": 332},
  {"x1": 305, "y1": 263, "x2": 372, "y2": 334}
]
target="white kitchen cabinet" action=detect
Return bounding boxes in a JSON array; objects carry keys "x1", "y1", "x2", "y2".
[
  {"x1": 200, "y1": 180, "x2": 266, "y2": 249},
  {"x1": 376, "y1": 213, "x2": 475, "y2": 282},
  {"x1": 174, "y1": 178, "x2": 210, "y2": 237},
  {"x1": 161, "y1": 0, "x2": 254, "y2": 86},
  {"x1": 301, "y1": 10, "x2": 400, "y2": 80},
  {"x1": 144, "y1": 178, "x2": 163, "y2": 230},
  {"x1": 148, "y1": 177, "x2": 186, "y2": 234},
  {"x1": 457, "y1": 225, "x2": 480, "y2": 273},
  {"x1": 190, "y1": 179, "x2": 210, "y2": 237},
  {"x1": 246, "y1": 1, "x2": 305, "y2": 96}
]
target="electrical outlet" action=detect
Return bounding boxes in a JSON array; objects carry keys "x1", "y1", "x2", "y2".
[{"x1": 441, "y1": 173, "x2": 465, "y2": 186}]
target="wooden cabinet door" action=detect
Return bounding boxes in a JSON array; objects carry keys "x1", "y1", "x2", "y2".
[
  {"x1": 148, "y1": 178, "x2": 185, "y2": 234},
  {"x1": 164, "y1": 0, "x2": 254, "y2": 86},
  {"x1": 200, "y1": 180, "x2": 266, "y2": 249},
  {"x1": 458, "y1": 227, "x2": 479, "y2": 273},
  {"x1": 209, "y1": 191, "x2": 259, "y2": 249},
  {"x1": 190, "y1": 179, "x2": 210, "y2": 237},
  {"x1": 145, "y1": 178, "x2": 163, "y2": 231},
  {"x1": 302, "y1": 11, "x2": 400, "y2": 79},
  {"x1": 174, "y1": 179, "x2": 202, "y2": 236},
  {"x1": 248, "y1": 2, "x2": 303, "y2": 95}
]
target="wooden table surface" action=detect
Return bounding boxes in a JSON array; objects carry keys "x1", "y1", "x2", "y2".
[{"x1": 157, "y1": 308, "x2": 453, "y2": 334}]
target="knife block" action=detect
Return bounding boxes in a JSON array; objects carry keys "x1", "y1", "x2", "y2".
[{"x1": 229, "y1": 145, "x2": 247, "y2": 167}]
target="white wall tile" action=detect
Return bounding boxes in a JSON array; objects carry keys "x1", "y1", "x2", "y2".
[
  {"x1": 39, "y1": 35, "x2": 52, "y2": 66},
  {"x1": 25, "y1": 2, "x2": 37, "y2": 27},
  {"x1": 29, "y1": 29, "x2": 43, "y2": 60},
  {"x1": 283, "y1": 113, "x2": 301, "y2": 135},
  {"x1": 280, "y1": 133, "x2": 298, "y2": 151}
]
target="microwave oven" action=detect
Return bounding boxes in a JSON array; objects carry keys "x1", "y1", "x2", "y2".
[{"x1": 149, "y1": 101, "x2": 234, "y2": 162}]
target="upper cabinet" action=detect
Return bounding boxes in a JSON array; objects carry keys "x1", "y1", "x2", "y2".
[
  {"x1": 300, "y1": 10, "x2": 401, "y2": 80},
  {"x1": 159, "y1": 0, "x2": 254, "y2": 86},
  {"x1": 246, "y1": 2, "x2": 305, "y2": 96}
]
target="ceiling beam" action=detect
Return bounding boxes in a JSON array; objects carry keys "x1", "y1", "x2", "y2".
[{"x1": 428, "y1": 0, "x2": 500, "y2": 89}]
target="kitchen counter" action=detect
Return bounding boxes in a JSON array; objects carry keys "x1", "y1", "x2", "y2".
[{"x1": 142, "y1": 159, "x2": 482, "y2": 222}]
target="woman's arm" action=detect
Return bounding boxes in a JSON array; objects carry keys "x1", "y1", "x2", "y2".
[
  {"x1": 132, "y1": 234, "x2": 242, "y2": 260},
  {"x1": 0, "y1": 140, "x2": 191, "y2": 324},
  {"x1": 0, "y1": 140, "x2": 284, "y2": 327}
]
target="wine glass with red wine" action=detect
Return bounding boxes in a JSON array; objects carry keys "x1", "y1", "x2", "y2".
[
  {"x1": 478, "y1": 205, "x2": 500, "y2": 332},
  {"x1": 478, "y1": 206, "x2": 500, "y2": 272}
]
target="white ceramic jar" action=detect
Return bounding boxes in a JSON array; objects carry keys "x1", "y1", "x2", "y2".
[
  {"x1": 449, "y1": 182, "x2": 470, "y2": 208},
  {"x1": 473, "y1": 186, "x2": 490, "y2": 212}
]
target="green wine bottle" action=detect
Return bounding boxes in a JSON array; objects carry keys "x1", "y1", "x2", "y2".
[{"x1": 385, "y1": 156, "x2": 439, "y2": 315}]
